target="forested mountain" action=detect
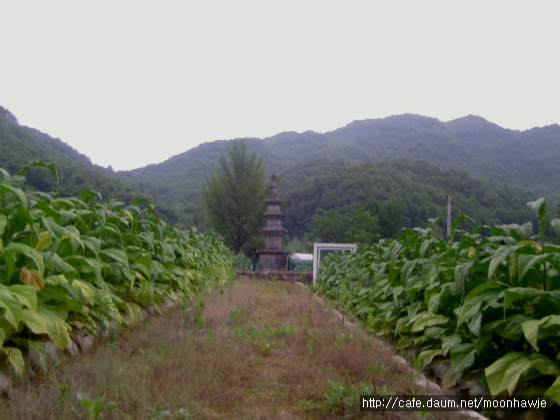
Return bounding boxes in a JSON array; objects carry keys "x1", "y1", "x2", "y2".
[
  {"x1": 0, "y1": 106, "x2": 148, "y2": 204},
  {"x1": 280, "y1": 159, "x2": 536, "y2": 239},
  {"x1": 120, "y1": 114, "x2": 560, "y2": 210},
  {"x1": 1, "y1": 104, "x2": 556, "y2": 240}
]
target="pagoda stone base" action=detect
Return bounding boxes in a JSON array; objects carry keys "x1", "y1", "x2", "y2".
[
  {"x1": 238, "y1": 269, "x2": 313, "y2": 284},
  {"x1": 257, "y1": 249, "x2": 290, "y2": 271}
]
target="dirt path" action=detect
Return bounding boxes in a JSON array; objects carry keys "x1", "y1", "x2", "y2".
[{"x1": 1, "y1": 276, "x2": 464, "y2": 420}]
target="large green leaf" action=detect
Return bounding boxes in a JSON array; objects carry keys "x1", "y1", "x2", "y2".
[
  {"x1": 100, "y1": 248, "x2": 129, "y2": 268},
  {"x1": 0, "y1": 346, "x2": 25, "y2": 375},
  {"x1": 20, "y1": 308, "x2": 49, "y2": 335},
  {"x1": 545, "y1": 376, "x2": 560, "y2": 406},
  {"x1": 43, "y1": 251, "x2": 77, "y2": 275},
  {"x1": 34, "y1": 231, "x2": 51, "y2": 252},
  {"x1": 401, "y1": 259, "x2": 415, "y2": 279},
  {"x1": 551, "y1": 219, "x2": 560, "y2": 240},
  {"x1": 516, "y1": 253, "x2": 547, "y2": 284},
  {"x1": 449, "y1": 343, "x2": 476, "y2": 375},
  {"x1": 61, "y1": 229, "x2": 85, "y2": 254},
  {"x1": 504, "y1": 287, "x2": 549, "y2": 311},
  {"x1": 527, "y1": 198, "x2": 547, "y2": 235},
  {"x1": 485, "y1": 352, "x2": 560, "y2": 395},
  {"x1": 26, "y1": 339, "x2": 47, "y2": 371},
  {"x1": 16, "y1": 161, "x2": 58, "y2": 182},
  {"x1": 441, "y1": 334, "x2": 462, "y2": 356},
  {"x1": 77, "y1": 189, "x2": 102, "y2": 203},
  {"x1": 456, "y1": 281, "x2": 504, "y2": 328},
  {"x1": 8, "y1": 284, "x2": 37, "y2": 311},
  {"x1": 482, "y1": 314, "x2": 527, "y2": 341},
  {"x1": 37, "y1": 306, "x2": 71, "y2": 350},
  {"x1": 158, "y1": 242, "x2": 176, "y2": 264},
  {"x1": 119, "y1": 301, "x2": 142, "y2": 324},
  {"x1": 82, "y1": 236, "x2": 101, "y2": 258},
  {"x1": 0, "y1": 285, "x2": 23, "y2": 329},
  {"x1": 0, "y1": 214, "x2": 7, "y2": 238},
  {"x1": 410, "y1": 312, "x2": 450, "y2": 332},
  {"x1": 454, "y1": 259, "x2": 473, "y2": 298},
  {"x1": 6, "y1": 242, "x2": 45, "y2": 277},
  {"x1": 416, "y1": 349, "x2": 444, "y2": 368},
  {"x1": 521, "y1": 315, "x2": 560, "y2": 352},
  {"x1": 0, "y1": 247, "x2": 15, "y2": 284},
  {"x1": 0, "y1": 183, "x2": 28, "y2": 208},
  {"x1": 488, "y1": 245, "x2": 519, "y2": 280},
  {"x1": 92, "y1": 290, "x2": 123, "y2": 326},
  {"x1": 65, "y1": 256, "x2": 105, "y2": 287},
  {"x1": 129, "y1": 253, "x2": 152, "y2": 279},
  {"x1": 71, "y1": 279, "x2": 96, "y2": 305}
]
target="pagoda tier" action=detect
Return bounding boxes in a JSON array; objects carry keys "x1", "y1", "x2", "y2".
[{"x1": 257, "y1": 175, "x2": 289, "y2": 270}]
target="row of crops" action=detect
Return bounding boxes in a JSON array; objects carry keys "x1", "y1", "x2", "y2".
[
  {"x1": 316, "y1": 198, "x2": 560, "y2": 406},
  {"x1": 0, "y1": 164, "x2": 232, "y2": 376}
]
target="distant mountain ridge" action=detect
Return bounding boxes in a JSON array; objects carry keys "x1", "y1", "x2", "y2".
[
  {"x1": 120, "y1": 113, "x2": 560, "y2": 209},
  {"x1": 2, "y1": 104, "x2": 557, "y2": 233},
  {"x1": 0, "y1": 105, "x2": 147, "y2": 204}
]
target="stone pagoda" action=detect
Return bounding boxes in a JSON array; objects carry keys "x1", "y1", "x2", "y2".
[{"x1": 258, "y1": 175, "x2": 290, "y2": 270}]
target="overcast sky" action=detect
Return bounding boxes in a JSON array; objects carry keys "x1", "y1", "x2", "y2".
[{"x1": 1, "y1": 1, "x2": 559, "y2": 171}]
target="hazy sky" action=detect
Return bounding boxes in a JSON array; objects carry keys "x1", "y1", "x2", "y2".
[{"x1": 1, "y1": 1, "x2": 559, "y2": 170}]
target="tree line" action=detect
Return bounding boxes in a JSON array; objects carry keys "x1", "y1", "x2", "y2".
[
  {"x1": 0, "y1": 105, "x2": 549, "y2": 257},
  {"x1": 201, "y1": 141, "x2": 539, "y2": 257}
]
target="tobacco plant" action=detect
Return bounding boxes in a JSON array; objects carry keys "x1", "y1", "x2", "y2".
[
  {"x1": 316, "y1": 198, "x2": 560, "y2": 406},
  {"x1": 0, "y1": 164, "x2": 231, "y2": 376}
]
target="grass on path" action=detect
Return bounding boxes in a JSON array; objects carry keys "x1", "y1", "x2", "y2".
[{"x1": 1, "y1": 276, "x2": 462, "y2": 420}]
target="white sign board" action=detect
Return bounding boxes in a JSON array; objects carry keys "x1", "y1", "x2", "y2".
[{"x1": 313, "y1": 243, "x2": 358, "y2": 284}]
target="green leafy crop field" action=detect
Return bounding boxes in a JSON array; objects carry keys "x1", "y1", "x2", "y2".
[
  {"x1": 316, "y1": 198, "x2": 560, "y2": 406},
  {"x1": 0, "y1": 163, "x2": 231, "y2": 376}
]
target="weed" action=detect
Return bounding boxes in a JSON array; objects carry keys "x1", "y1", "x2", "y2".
[
  {"x1": 296, "y1": 398, "x2": 318, "y2": 412},
  {"x1": 266, "y1": 281, "x2": 283, "y2": 294},
  {"x1": 232, "y1": 326, "x2": 246, "y2": 339},
  {"x1": 321, "y1": 380, "x2": 375, "y2": 417},
  {"x1": 366, "y1": 361, "x2": 385, "y2": 374},
  {"x1": 248, "y1": 325, "x2": 261, "y2": 338},
  {"x1": 71, "y1": 392, "x2": 119, "y2": 419},
  {"x1": 149, "y1": 408, "x2": 195, "y2": 420},
  {"x1": 232, "y1": 323, "x2": 294, "y2": 341},
  {"x1": 335, "y1": 332, "x2": 354, "y2": 346},
  {"x1": 193, "y1": 300, "x2": 206, "y2": 329},
  {"x1": 271, "y1": 324, "x2": 294, "y2": 337},
  {"x1": 258, "y1": 341, "x2": 275, "y2": 356},
  {"x1": 59, "y1": 381, "x2": 71, "y2": 405},
  {"x1": 306, "y1": 339, "x2": 314, "y2": 356},
  {"x1": 228, "y1": 309, "x2": 245, "y2": 324},
  {"x1": 44, "y1": 361, "x2": 71, "y2": 405}
]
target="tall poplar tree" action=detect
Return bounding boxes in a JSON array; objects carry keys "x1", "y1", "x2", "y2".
[{"x1": 201, "y1": 139, "x2": 266, "y2": 255}]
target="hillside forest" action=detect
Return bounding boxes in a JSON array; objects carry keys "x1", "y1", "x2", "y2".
[{"x1": 0, "y1": 105, "x2": 558, "y2": 254}]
